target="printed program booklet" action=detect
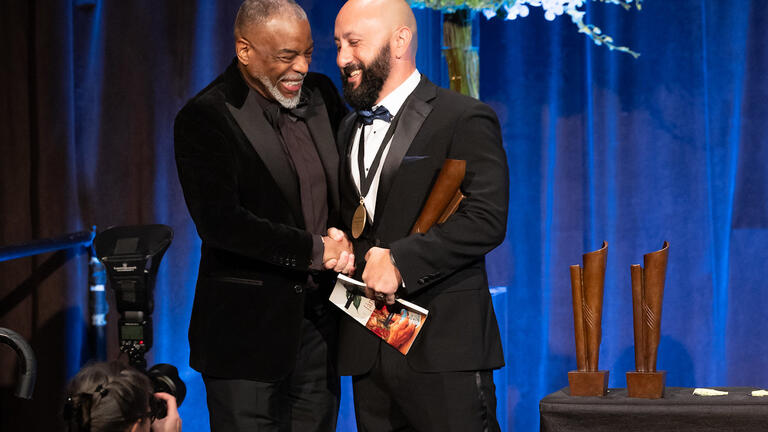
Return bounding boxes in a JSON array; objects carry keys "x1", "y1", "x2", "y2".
[{"x1": 330, "y1": 274, "x2": 429, "y2": 355}]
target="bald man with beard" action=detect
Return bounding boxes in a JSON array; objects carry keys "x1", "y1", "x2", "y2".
[{"x1": 334, "y1": 1, "x2": 508, "y2": 430}]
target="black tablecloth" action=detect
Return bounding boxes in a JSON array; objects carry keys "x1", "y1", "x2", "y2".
[{"x1": 540, "y1": 387, "x2": 768, "y2": 432}]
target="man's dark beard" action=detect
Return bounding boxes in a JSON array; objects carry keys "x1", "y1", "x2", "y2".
[{"x1": 341, "y1": 44, "x2": 391, "y2": 111}]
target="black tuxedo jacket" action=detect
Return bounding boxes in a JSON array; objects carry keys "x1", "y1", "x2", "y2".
[
  {"x1": 174, "y1": 60, "x2": 347, "y2": 381},
  {"x1": 337, "y1": 77, "x2": 508, "y2": 375}
]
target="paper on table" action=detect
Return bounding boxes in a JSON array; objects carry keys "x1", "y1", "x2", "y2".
[
  {"x1": 751, "y1": 390, "x2": 768, "y2": 397},
  {"x1": 693, "y1": 388, "x2": 729, "y2": 396}
]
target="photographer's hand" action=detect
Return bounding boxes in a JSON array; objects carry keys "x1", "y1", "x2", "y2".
[{"x1": 152, "y1": 392, "x2": 182, "y2": 432}]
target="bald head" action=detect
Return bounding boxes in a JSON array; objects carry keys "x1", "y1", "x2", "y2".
[
  {"x1": 337, "y1": 0, "x2": 417, "y2": 57},
  {"x1": 335, "y1": 0, "x2": 418, "y2": 107}
]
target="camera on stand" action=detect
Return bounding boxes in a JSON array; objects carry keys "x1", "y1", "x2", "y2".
[{"x1": 94, "y1": 224, "x2": 186, "y2": 416}]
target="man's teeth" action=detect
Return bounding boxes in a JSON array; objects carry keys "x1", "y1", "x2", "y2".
[{"x1": 350, "y1": 70, "x2": 361, "y2": 77}]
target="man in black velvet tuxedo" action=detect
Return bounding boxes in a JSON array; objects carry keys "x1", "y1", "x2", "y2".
[
  {"x1": 334, "y1": 0, "x2": 508, "y2": 430},
  {"x1": 174, "y1": 0, "x2": 354, "y2": 430}
]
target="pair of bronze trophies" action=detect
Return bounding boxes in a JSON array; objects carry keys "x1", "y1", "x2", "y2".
[{"x1": 568, "y1": 241, "x2": 669, "y2": 399}]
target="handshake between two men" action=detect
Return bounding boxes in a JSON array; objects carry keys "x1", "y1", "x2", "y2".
[{"x1": 321, "y1": 228, "x2": 401, "y2": 305}]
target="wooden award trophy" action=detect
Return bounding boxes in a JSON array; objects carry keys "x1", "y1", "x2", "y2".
[
  {"x1": 626, "y1": 241, "x2": 669, "y2": 399},
  {"x1": 410, "y1": 159, "x2": 465, "y2": 234},
  {"x1": 568, "y1": 241, "x2": 609, "y2": 396}
]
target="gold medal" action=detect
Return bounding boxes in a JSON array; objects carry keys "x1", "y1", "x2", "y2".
[{"x1": 351, "y1": 198, "x2": 367, "y2": 239}]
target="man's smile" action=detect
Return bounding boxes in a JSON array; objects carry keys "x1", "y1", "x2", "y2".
[{"x1": 343, "y1": 65, "x2": 363, "y2": 87}]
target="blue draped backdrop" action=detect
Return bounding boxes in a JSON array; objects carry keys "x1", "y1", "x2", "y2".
[{"x1": 2, "y1": 1, "x2": 766, "y2": 431}]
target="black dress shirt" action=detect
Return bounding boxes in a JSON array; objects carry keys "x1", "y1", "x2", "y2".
[{"x1": 253, "y1": 89, "x2": 328, "y2": 270}]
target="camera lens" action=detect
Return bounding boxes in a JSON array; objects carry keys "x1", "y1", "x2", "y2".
[{"x1": 146, "y1": 363, "x2": 186, "y2": 419}]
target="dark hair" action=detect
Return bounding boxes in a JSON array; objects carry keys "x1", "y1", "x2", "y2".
[{"x1": 63, "y1": 362, "x2": 153, "y2": 432}]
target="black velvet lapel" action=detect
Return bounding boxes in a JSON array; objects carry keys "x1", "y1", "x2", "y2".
[
  {"x1": 373, "y1": 77, "x2": 435, "y2": 224},
  {"x1": 226, "y1": 89, "x2": 303, "y2": 225},
  {"x1": 305, "y1": 91, "x2": 340, "y2": 214}
]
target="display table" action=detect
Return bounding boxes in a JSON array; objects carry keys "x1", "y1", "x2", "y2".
[{"x1": 540, "y1": 387, "x2": 768, "y2": 431}]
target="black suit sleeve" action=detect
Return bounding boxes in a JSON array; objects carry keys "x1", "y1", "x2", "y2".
[
  {"x1": 389, "y1": 102, "x2": 509, "y2": 296},
  {"x1": 174, "y1": 104, "x2": 315, "y2": 270}
]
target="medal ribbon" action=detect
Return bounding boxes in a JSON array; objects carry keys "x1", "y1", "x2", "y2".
[{"x1": 357, "y1": 112, "x2": 402, "y2": 201}]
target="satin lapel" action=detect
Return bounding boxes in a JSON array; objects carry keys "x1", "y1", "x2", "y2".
[
  {"x1": 305, "y1": 92, "x2": 339, "y2": 213},
  {"x1": 226, "y1": 89, "x2": 302, "y2": 224},
  {"x1": 339, "y1": 113, "x2": 358, "y2": 159},
  {"x1": 338, "y1": 113, "x2": 361, "y2": 220},
  {"x1": 374, "y1": 81, "x2": 435, "y2": 223}
]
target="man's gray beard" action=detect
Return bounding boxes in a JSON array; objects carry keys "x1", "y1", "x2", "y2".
[{"x1": 258, "y1": 75, "x2": 302, "y2": 109}]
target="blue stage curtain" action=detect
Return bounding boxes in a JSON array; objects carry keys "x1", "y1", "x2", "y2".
[
  {"x1": 479, "y1": 1, "x2": 768, "y2": 430},
  {"x1": 1, "y1": 1, "x2": 765, "y2": 431}
]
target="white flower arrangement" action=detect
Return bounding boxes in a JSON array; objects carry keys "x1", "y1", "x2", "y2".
[{"x1": 408, "y1": 0, "x2": 642, "y2": 57}]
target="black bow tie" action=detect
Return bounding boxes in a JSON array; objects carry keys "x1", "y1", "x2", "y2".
[
  {"x1": 263, "y1": 100, "x2": 309, "y2": 129},
  {"x1": 289, "y1": 102, "x2": 309, "y2": 119},
  {"x1": 357, "y1": 105, "x2": 392, "y2": 125}
]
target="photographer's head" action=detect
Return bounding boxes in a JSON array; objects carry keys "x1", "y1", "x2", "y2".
[{"x1": 63, "y1": 362, "x2": 179, "y2": 432}]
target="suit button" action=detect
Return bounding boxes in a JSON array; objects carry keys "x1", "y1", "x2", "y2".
[{"x1": 294, "y1": 284, "x2": 303, "y2": 294}]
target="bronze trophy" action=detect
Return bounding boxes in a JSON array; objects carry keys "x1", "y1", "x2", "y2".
[
  {"x1": 626, "y1": 241, "x2": 669, "y2": 399},
  {"x1": 410, "y1": 159, "x2": 465, "y2": 234},
  {"x1": 568, "y1": 241, "x2": 609, "y2": 396}
]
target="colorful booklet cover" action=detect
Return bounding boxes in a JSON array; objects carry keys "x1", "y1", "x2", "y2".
[{"x1": 330, "y1": 274, "x2": 429, "y2": 355}]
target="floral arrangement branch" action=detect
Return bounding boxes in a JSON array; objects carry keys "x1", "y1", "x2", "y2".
[
  {"x1": 408, "y1": 0, "x2": 642, "y2": 58},
  {"x1": 442, "y1": 9, "x2": 479, "y2": 97}
]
